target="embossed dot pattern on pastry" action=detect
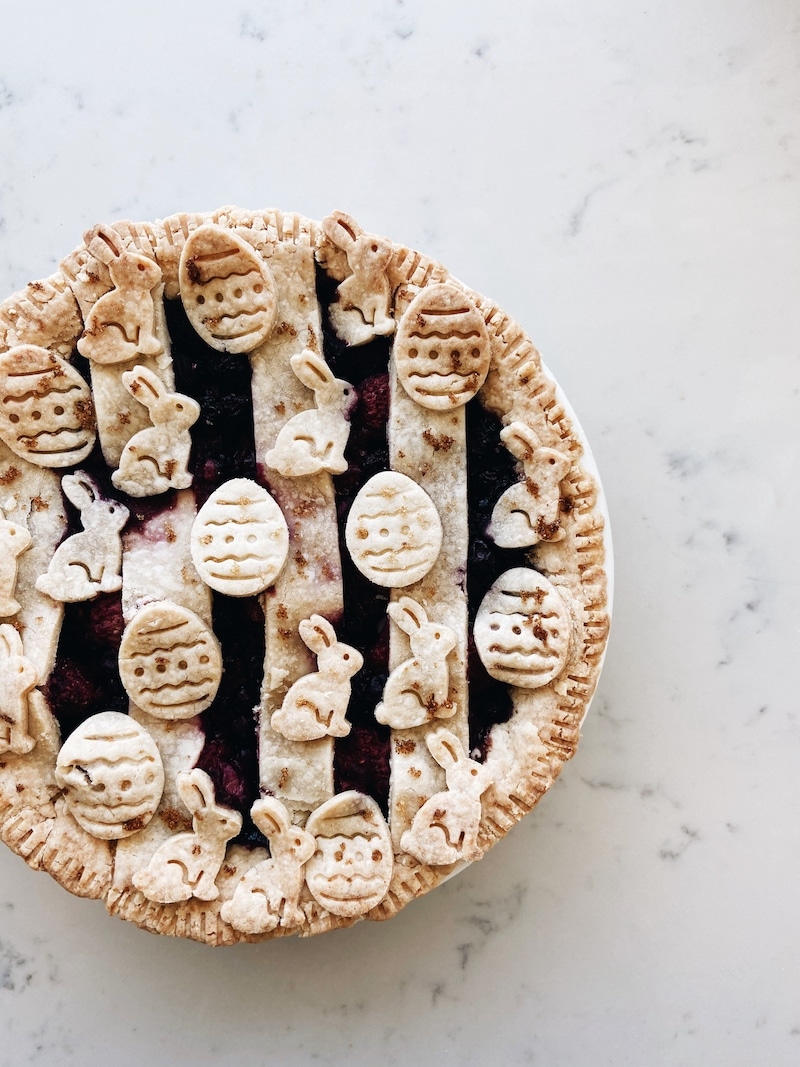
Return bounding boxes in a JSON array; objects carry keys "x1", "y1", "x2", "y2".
[
  {"x1": 54, "y1": 711, "x2": 165, "y2": 839},
  {"x1": 344, "y1": 470, "x2": 443, "y2": 587},
  {"x1": 0, "y1": 344, "x2": 95, "y2": 466},
  {"x1": 179, "y1": 225, "x2": 278, "y2": 353},
  {"x1": 394, "y1": 284, "x2": 491, "y2": 409},
  {"x1": 190, "y1": 477, "x2": 289, "y2": 596},
  {"x1": 305, "y1": 792, "x2": 394, "y2": 917},
  {"x1": 118, "y1": 601, "x2": 222, "y2": 720},
  {"x1": 474, "y1": 568, "x2": 573, "y2": 688},
  {"x1": 0, "y1": 208, "x2": 609, "y2": 945}
]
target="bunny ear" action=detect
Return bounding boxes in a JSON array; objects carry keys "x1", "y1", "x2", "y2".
[
  {"x1": 177, "y1": 768, "x2": 215, "y2": 813},
  {"x1": 388, "y1": 597, "x2": 426, "y2": 635},
  {"x1": 290, "y1": 349, "x2": 335, "y2": 391},
  {"x1": 299, "y1": 615, "x2": 336, "y2": 653},
  {"x1": 122, "y1": 365, "x2": 165, "y2": 406},
  {"x1": 83, "y1": 223, "x2": 124, "y2": 263},
  {"x1": 426, "y1": 728, "x2": 463, "y2": 769},
  {"x1": 500, "y1": 421, "x2": 542, "y2": 462},
  {"x1": 61, "y1": 471, "x2": 98, "y2": 511},
  {"x1": 0, "y1": 623, "x2": 22, "y2": 659},
  {"x1": 251, "y1": 797, "x2": 290, "y2": 839},
  {"x1": 321, "y1": 211, "x2": 362, "y2": 251}
]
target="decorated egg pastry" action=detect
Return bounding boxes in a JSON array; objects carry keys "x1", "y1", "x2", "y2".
[
  {"x1": 190, "y1": 478, "x2": 290, "y2": 596},
  {"x1": 54, "y1": 712, "x2": 164, "y2": 840},
  {"x1": 0, "y1": 208, "x2": 609, "y2": 944},
  {"x1": 118, "y1": 601, "x2": 223, "y2": 720},
  {"x1": 0, "y1": 344, "x2": 95, "y2": 467}
]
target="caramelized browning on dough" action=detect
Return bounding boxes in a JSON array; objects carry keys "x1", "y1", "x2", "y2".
[{"x1": 0, "y1": 208, "x2": 608, "y2": 944}]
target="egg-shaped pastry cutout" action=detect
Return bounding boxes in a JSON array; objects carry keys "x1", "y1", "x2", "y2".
[
  {"x1": 179, "y1": 225, "x2": 278, "y2": 353},
  {"x1": 474, "y1": 568, "x2": 573, "y2": 689},
  {"x1": 190, "y1": 478, "x2": 289, "y2": 596},
  {"x1": 0, "y1": 344, "x2": 95, "y2": 467},
  {"x1": 118, "y1": 601, "x2": 222, "y2": 720},
  {"x1": 394, "y1": 285, "x2": 491, "y2": 410},
  {"x1": 55, "y1": 712, "x2": 164, "y2": 840},
  {"x1": 305, "y1": 792, "x2": 393, "y2": 917},
  {"x1": 344, "y1": 471, "x2": 442, "y2": 588}
]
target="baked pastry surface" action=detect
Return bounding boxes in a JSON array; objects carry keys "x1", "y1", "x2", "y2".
[{"x1": 0, "y1": 208, "x2": 609, "y2": 942}]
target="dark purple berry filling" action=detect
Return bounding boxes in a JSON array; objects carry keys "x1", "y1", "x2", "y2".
[
  {"x1": 41, "y1": 422, "x2": 184, "y2": 742},
  {"x1": 318, "y1": 266, "x2": 392, "y2": 811},
  {"x1": 164, "y1": 299, "x2": 266, "y2": 844},
  {"x1": 44, "y1": 593, "x2": 128, "y2": 740},
  {"x1": 465, "y1": 399, "x2": 528, "y2": 759},
  {"x1": 45, "y1": 272, "x2": 534, "y2": 839},
  {"x1": 166, "y1": 299, "x2": 258, "y2": 505},
  {"x1": 195, "y1": 594, "x2": 268, "y2": 849}
]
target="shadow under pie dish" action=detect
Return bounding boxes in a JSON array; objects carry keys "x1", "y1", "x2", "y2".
[{"x1": 0, "y1": 208, "x2": 610, "y2": 943}]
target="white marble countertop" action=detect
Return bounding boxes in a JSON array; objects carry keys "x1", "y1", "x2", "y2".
[{"x1": 0, "y1": 2, "x2": 798, "y2": 1064}]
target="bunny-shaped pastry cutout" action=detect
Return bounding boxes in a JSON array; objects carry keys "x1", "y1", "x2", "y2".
[
  {"x1": 400, "y1": 729, "x2": 493, "y2": 866},
  {"x1": 132, "y1": 768, "x2": 242, "y2": 903},
  {"x1": 35, "y1": 472, "x2": 129, "y2": 603},
  {"x1": 111, "y1": 365, "x2": 200, "y2": 497},
  {"x1": 0, "y1": 625, "x2": 37, "y2": 756},
  {"x1": 320, "y1": 211, "x2": 395, "y2": 346},
  {"x1": 487, "y1": 422, "x2": 571, "y2": 548},
  {"x1": 264, "y1": 349, "x2": 356, "y2": 477},
  {"x1": 374, "y1": 597, "x2": 457, "y2": 730},
  {"x1": 221, "y1": 797, "x2": 315, "y2": 934},
  {"x1": 0, "y1": 505, "x2": 31, "y2": 617},
  {"x1": 77, "y1": 228, "x2": 164, "y2": 365},
  {"x1": 270, "y1": 615, "x2": 363, "y2": 742}
]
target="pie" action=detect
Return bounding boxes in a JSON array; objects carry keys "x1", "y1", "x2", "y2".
[{"x1": 0, "y1": 207, "x2": 610, "y2": 943}]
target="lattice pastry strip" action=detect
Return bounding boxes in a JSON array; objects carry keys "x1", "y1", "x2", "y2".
[
  {"x1": 248, "y1": 235, "x2": 345, "y2": 816},
  {"x1": 385, "y1": 383, "x2": 470, "y2": 846},
  {"x1": 61, "y1": 225, "x2": 175, "y2": 469},
  {"x1": 0, "y1": 208, "x2": 609, "y2": 944},
  {"x1": 110, "y1": 488, "x2": 211, "y2": 905}
]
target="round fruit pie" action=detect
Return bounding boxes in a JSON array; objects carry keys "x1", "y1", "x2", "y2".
[{"x1": 0, "y1": 208, "x2": 610, "y2": 943}]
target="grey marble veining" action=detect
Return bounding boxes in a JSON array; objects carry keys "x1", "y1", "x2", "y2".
[{"x1": 0, "y1": 1, "x2": 799, "y2": 1064}]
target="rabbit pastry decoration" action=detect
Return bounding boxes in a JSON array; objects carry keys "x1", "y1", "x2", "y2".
[
  {"x1": 487, "y1": 422, "x2": 571, "y2": 548},
  {"x1": 400, "y1": 728, "x2": 493, "y2": 866},
  {"x1": 264, "y1": 349, "x2": 356, "y2": 477},
  {"x1": 374, "y1": 596, "x2": 457, "y2": 730},
  {"x1": 133, "y1": 768, "x2": 242, "y2": 904},
  {"x1": 35, "y1": 472, "x2": 128, "y2": 603},
  {"x1": 221, "y1": 797, "x2": 316, "y2": 934},
  {"x1": 270, "y1": 615, "x2": 363, "y2": 742},
  {"x1": 0, "y1": 505, "x2": 31, "y2": 617},
  {"x1": 0, "y1": 625, "x2": 37, "y2": 756},
  {"x1": 320, "y1": 211, "x2": 395, "y2": 346},
  {"x1": 111, "y1": 365, "x2": 200, "y2": 497},
  {"x1": 77, "y1": 231, "x2": 164, "y2": 365}
]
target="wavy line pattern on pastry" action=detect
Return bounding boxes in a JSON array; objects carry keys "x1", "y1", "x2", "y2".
[
  {"x1": 246, "y1": 216, "x2": 345, "y2": 817},
  {"x1": 384, "y1": 281, "x2": 471, "y2": 850},
  {"x1": 0, "y1": 208, "x2": 609, "y2": 944}
]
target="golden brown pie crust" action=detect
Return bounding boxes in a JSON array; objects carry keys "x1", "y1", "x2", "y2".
[{"x1": 0, "y1": 209, "x2": 609, "y2": 943}]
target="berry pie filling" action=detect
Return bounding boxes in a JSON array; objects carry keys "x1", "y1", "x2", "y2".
[{"x1": 0, "y1": 209, "x2": 608, "y2": 941}]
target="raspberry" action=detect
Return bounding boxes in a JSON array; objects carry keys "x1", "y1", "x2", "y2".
[
  {"x1": 334, "y1": 723, "x2": 391, "y2": 814},
  {"x1": 85, "y1": 593, "x2": 125, "y2": 650},
  {"x1": 358, "y1": 373, "x2": 390, "y2": 431}
]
